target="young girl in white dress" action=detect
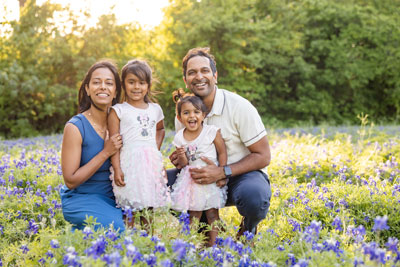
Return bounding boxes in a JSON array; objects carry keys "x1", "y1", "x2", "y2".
[
  {"x1": 171, "y1": 91, "x2": 227, "y2": 246},
  {"x1": 108, "y1": 59, "x2": 170, "y2": 227}
]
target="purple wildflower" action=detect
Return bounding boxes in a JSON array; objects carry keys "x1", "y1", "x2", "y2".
[
  {"x1": 63, "y1": 247, "x2": 80, "y2": 266},
  {"x1": 144, "y1": 253, "x2": 157, "y2": 266},
  {"x1": 85, "y1": 236, "x2": 107, "y2": 259},
  {"x1": 103, "y1": 251, "x2": 121, "y2": 266},
  {"x1": 244, "y1": 231, "x2": 255, "y2": 241},
  {"x1": 172, "y1": 239, "x2": 188, "y2": 261},
  {"x1": 126, "y1": 244, "x2": 143, "y2": 264},
  {"x1": 160, "y1": 259, "x2": 173, "y2": 267},
  {"x1": 154, "y1": 242, "x2": 166, "y2": 253},
  {"x1": 385, "y1": 237, "x2": 399, "y2": 253},
  {"x1": 373, "y1": 215, "x2": 389, "y2": 232},
  {"x1": 20, "y1": 244, "x2": 29, "y2": 254},
  {"x1": 178, "y1": 212, "x2": 190, "y2": 235},
  {"x1": 332, "y1": 216, "x2": 343, "y2": 231},
  {"x1": 50, "y1": 239, "x2": 60, "y2": 249}
]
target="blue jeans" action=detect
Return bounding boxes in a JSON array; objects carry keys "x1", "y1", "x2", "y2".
[{"x1": 167, "y1": 169, "x2": 272, "y2": 232}]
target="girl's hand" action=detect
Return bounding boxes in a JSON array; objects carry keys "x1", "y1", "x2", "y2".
[
  {"x1": 113, "y1": 168, "x2": 126, "y2": 187},
  {"x1": 104, "y1": 133, "x2": 123, "y2": 157}
]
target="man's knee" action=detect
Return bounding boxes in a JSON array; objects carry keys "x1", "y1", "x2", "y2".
[
  {"x1": 233, "y1": 174, "x2": 271, "y2": 220},
  {"x1": 166, "y1": 168, "x2": 180, "y2": 187}
]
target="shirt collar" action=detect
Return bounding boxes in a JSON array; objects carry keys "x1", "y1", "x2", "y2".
[{"x1": 207, "y1": 86, "x2": 225, "y2": 117}]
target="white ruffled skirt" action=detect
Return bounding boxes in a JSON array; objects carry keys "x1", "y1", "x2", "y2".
[
  {"x1": 110, "y1": 142, "x2": 170, "y2": 210},
  {"x1": 171, "y1": 166, "x2": 227, "y2": 212}
]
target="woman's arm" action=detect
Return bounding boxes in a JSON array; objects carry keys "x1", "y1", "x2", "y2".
[
  {"x1": 61, "y1": 122, "x2": 122, "y2": 189},
  {"x1": 156, "y1": 120, "x2": 165, "y2": 150}
]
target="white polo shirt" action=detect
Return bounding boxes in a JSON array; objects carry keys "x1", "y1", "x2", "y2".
[{"x1": 175, "y1": 87, "x2": 267, "y2": 172}]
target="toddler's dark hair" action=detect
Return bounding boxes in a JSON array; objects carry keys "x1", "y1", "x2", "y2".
[{"x1": 176, "y1": 96, "x2": 208, "y2": 117}]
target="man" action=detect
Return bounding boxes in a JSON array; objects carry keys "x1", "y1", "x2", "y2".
[{"x1": 168, "y1": 47, "x2": 272, "y2": 235}]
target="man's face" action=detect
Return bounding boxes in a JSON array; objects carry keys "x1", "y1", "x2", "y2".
[{"x1": 184, "y1": 56, "x2": 217, "y2": 99}]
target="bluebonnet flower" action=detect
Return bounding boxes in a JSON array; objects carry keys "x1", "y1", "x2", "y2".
[
  {"x1": 277, "y1": 245, "x2": 285, "y2": 251},
  {"x1": 222, "y1": 236, "x2": 236, "y2": 249},
  {"x1": 353, "y1": 257, "x2": 364, "y2": 267},
  {"x1": 325, "y1": 201, "x2": 334, "y2": 209},
  {"x1": 225, "y1": 251, "x2": 235, "y2": 263},
  {"x1": 303, "y1": 220, "x2": 321, "y2": 243},
  {"x1": 154, "y1": 242, "x2": 166, "y2": 253},
  {"x1": 26, "y1": 218, "x2": 40, "y2": 235},
  {"x1": 63, "y1": 247, "x2": 80, "y2": 266},
  {"x1": 85, "y1": 236, "x2": 107, "y2": 259},
  {"x1": 82, "y1": 226, "x2": 93, "y2": 239},
  {"x1": 139, "y1": 230, "x2": 148, "y2": 237},
  {"x1": 172, "y1": 239, "x2": 188, "y2": 261},
  {"x1": 350, "y1": 225, "x2": 366, "y2": 243},
  {"x1": 178, "y1": 212, "x2": 190, "y2": 235},
  {"x1": 124, "y1": 236, "x2": 133, "y2": 246},
  {"x1": 45, "y1": 250, "x2": 54, "y2": 258},
  {"x1": 50, "y1": 239, "x2": 60, "y2": 249},
  {"x1": 0, "y1": 225, "x2": 3, "y2": 235},
  {"x1": 160, "y1": 259, "x2": 173, "y2": 267},
  {"x1": 238, "y1": 254, "x2": 250, "y2": 267},
  {"x1": 123, "y1": 206, "x2": 133, "y2": 223},
  {"x1": 322, "y1": 238, "x2": 343, "y2": 257},
  {"x1": 332, "y1": 216, "x2": 343, "y2": 231},
  {"x1": 385, "y1": 237, "x2": 399, "y2": 253},
  {"x1": 244, "y1": 231, "x2": 254, "y2": 241},
  {"x1": 38, "y1": 258, "x2": 45, "y2": 264},
  {"x1": 373, "y1": 215, "x2": 389, "y2": 232},
  {"x1": 288, "y1": 219, "x2": 301, "y2": 232},
  {"x1": 262, "y1": 262, "x2": 277, "y2": 267},
  {"x1": 150, "y1": 236, "x2": 160, "y2": 243},
  {"x1": 312, "y1": 243, "x2": 323, "y2": 252},
  {"x1": 103, "y1": 251, "x2": 121, "y2": 267},
  {"x1": 296, "y1": 258, "x2": 309, "y2": 267},
  {"x1": 20, "y1": 244, "x2": 29, "y2": 254},
  {"x1": 106, "y1": 228, "x2": 118, "y2": 241},
  {"x1": 144, "y1": 253, "x2": 157, "y2": 266},
  {"x1": 126, "y1": 244, "x2": 143, "y2": 264},
  {"x1": 114, "y1": 243, "x2": 123, "y2": 250},
  {"x1": 211, "y1": 246, "x2": 224, "y2": 264}
]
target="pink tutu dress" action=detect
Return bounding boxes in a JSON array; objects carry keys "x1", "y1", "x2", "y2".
[
  {"x1": 171, "y1": 124, "x2": 227, "y2": 212},
  {"x1": 110, "y1": 102, "x2": 170, "y2": 210}
]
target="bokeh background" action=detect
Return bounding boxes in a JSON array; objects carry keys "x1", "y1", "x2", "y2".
[{"x1": 1, "y1": 0, "x2": 399, "y2": 138}]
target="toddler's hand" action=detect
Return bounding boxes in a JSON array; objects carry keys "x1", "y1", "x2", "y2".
[{"x1": 114, "y1": 168, "x2": 126, "y2": 187}]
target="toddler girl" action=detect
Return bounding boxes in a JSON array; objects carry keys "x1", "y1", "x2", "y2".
[
  {"x1": 108, "y1": 59, "x2": 170, "y2": 227},
  {"x1": 171, "y1": 91, "x2": 227, "y2": 246}
]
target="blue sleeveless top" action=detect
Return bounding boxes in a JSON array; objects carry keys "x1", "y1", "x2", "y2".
[{"x1": 60, "y1": 114, "x2": 113, "y2": 197}]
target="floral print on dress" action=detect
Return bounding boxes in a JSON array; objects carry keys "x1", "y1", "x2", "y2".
[
  {"x1": 186, "y1": 144, "x2": 198, "y2": 162},
  {"x1": 137, "y1": 114, "x2": 155, "y2": 137}
]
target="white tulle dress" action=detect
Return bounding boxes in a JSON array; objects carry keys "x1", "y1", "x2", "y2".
[
  {"x1": 109, "y1": 102, "x2": 170, "y2": 210},
  {"x1": 171, "y1": 124, "x2": 227, "y2": 212}
]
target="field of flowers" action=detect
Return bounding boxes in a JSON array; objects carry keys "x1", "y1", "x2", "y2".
[{"x1": 0, "y1": 124, "x2": 399, "y2": 266}]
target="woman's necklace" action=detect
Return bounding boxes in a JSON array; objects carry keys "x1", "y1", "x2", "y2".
[{"x1": 87, "y1": 112, "x2": 107, "y2": 135}]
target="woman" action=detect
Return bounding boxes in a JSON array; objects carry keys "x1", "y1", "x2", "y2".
[{"x1": 60, "y1": 60, "x2": 125, "y2": 231}]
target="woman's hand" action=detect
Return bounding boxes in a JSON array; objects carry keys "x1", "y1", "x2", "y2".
[{"x1": 104, "y1": 133, "x2": 123, "y2": 157}]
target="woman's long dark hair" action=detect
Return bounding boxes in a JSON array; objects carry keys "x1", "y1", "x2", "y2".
[{"x1": 78, "y1": 60, "x2": 122, "y2": 113}]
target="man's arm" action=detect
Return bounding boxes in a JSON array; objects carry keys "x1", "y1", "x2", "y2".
[{"x1": 190, "y1": 136, "x2": 271, "y2": 184}]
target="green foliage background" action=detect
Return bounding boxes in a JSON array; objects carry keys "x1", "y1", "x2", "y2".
[{"x1": 1, "y1": 0, "x2": 399, "y2": 138}]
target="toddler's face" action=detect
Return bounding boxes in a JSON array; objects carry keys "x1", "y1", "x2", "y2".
[{"x1": 179, "y1": 102, "x2": 205, "y2": 132}]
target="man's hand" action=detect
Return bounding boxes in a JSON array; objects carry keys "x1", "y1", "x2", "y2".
[{"x1": 190, "y1": 157, "x2": 225, "y2": 185}]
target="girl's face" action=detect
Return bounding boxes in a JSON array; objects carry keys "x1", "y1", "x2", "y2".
[
  {"x1": 124, "y1": 72, "x2": 149, "y2": 104},
  {"x1": 85, "y1": 67, "x2": 116, "y2": 107},
  {"x1": 178, "y1": 102, "x2": 205, "y2": 132}
]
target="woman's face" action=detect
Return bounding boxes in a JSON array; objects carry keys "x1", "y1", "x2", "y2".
[{"x1": 85, "y1": 67, "x2": 117, "y2": 108}]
